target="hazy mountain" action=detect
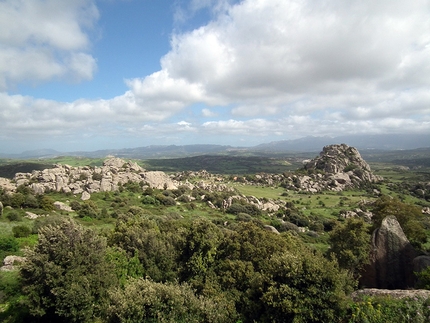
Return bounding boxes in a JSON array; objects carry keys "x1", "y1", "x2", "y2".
[{"x1": 0, "y1": 134, "x2": 428, "y2": 159}]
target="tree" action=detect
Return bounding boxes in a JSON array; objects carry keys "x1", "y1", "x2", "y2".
[
  {"x1": 328, "y1": 218, "x2": 371, "y2": 277},
  {"x1": 20, "y1": 219, "x2": 117, "y2": 322},
  {"x1": 371, "y1": 196, "x2": 426, "y2": 247}
]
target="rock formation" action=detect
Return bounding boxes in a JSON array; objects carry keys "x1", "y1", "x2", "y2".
[
  {"x1": 0, "y1": 157, "x2": 179, "y2": 196},
  {"x1": 360, "y1": 216, "x2": 418, "y2": 289}
]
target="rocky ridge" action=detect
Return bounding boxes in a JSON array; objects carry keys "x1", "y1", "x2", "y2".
[{"x1": 0, "y1": 158, "x2": 179, "y2": 198}]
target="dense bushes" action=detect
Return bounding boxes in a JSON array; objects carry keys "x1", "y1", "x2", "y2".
[
  {"x1": 14, "y1": 216, "x2": 356, "y2": 323},
  {"x1": 21, "y1": 219, "x2": 118, "y2": 322}
]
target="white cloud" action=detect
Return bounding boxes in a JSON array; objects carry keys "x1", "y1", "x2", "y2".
[
  {"x1": 202, "y1": 108, "x2": 217, "y2": 117},
  {"x1": 148, "y1": 0, "x2": 430, "y2": 120},
  {"x1": 0, "y1": 0, "x2": 98, "y2": 89},
  {"x1": 2, "y1": 0, "x2": 430, "y2": 151}
]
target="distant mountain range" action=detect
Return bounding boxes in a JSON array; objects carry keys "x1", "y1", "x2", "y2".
[{"x1": 1, "y1": 134, "x2": 429, "y2": 159}]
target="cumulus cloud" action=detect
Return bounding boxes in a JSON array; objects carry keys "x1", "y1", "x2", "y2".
[
  {"x1": 2, "y1": 0, "x2": 430, "y2": 151},
  {"x1": 0, "y1": 0, "x2": 98, "y2": 89}
]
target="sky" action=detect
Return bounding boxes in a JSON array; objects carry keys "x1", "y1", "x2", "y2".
[{"x1": 1, "y1": 0, "x2": 430, "y2": 153}]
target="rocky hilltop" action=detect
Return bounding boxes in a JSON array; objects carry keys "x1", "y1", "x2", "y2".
[
  {"x1": 0, "y1": 157, "x2": 178, "y2": 199},
  {"x1": 283, "y1": 144, "x2": 382, "y2": 192}
]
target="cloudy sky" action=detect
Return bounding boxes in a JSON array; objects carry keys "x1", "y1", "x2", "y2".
[{"x1": 1, "y1": 0, "x2": 429, "y2": 153}]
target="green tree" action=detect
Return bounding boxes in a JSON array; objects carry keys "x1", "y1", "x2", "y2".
[
  {"x1": 77, "y1": 200, "x2": 99, "y2": 218},
  {"x1": 328, "y1": 218, "x2": 371, "y2": 277},
  {"x1": 20, "y1": 219, "x2": 117, "y2": 322},
  {"x1": 371, "y1": 196, "x2": 426, "y2": 247},
  {"x1": 109, "y1": 214, "x2": 182, "y2": 282}
]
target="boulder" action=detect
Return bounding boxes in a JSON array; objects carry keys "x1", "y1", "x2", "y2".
[
  {"x1": 0, "y1": 177, "x2": 16, "y2": 193},
  {"x1": 142, "y1": 171, "x2": 178, "y2": 190},
  {"x1": 264, "y1": 225, "x2": 280, "y2": 234},
  {"x1": 103, "y1": 157, "x2": 126, "y2": 168},
  {"x1": 81, "y1": 191, "x2": 91, "y2": 201},
  {"x1": 360, "y1": 216, "x2": 418, "y2": 289},
  {"x1": 53, "y1": 201, "x2": 73, "y2": 212},
  {"x1": 1, "y1": 255, "x2": 26, "y2": 271},
  {"x1": 0, "y1": 201, "x2": 3, "y2": 217}
]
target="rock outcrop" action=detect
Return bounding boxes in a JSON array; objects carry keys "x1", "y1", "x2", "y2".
[
  {"x1": 360, "y1": 216, "x2": 418, "y2": 289},
  {"x1": 299, "y1": 144, "x2": 382, "y2": 192},
  {"x1": 0, "y1": 157, "x2": 179, "y2": 196}
]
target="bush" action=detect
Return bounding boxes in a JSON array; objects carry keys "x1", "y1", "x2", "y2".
[
  {"x1": 12, "y1": 225, "x2": 32, "y2": 238},
  {"x1": 106, "y1": 278, "x2": 235, "y2": 323},
  {"x1": 156, "y1": 194, "x2": 176, "y2": 206},
  {"x1": 21, "y1": 219, "x2": 117, "y2": 322},
  {"x1": 226, "y1": 203, "x2": 261, "y2": 216},
  {"x1": 0, "y1": 236, "x2": 19, "y2": 253},
  {"x1": 141, "y1": 195, "x2": 158, "y2": 205},
  {"x1": 347, "y1": 296, "x2": 430, "y2": 323},
  {"x1": 6, "y1": 211, "x2": 22, "y2": 222},
  {"x1": 0, "y1": 236, "x2": 19, "y2": 260},
  {"x1": 70, "y1": 200, "x2": 82, "y2": 211},
  {"x1": 92, "y1": 173, "x2": 103, "y2": 181}
]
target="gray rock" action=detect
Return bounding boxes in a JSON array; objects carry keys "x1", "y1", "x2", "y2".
[
  {"x1": 53, "y1": 201, "x2": 73, "y2": 212},
  {"x1": 142, "y1": 171, "x2": 178, "y2": 190},
  {"x1": 0, "y1": 201, "x2": 3, "y2": 217},
  {"x1": 81, "y1": 191, "x2": 91, "y2": 201},
  {"x1": 1, "y1": 255, "x2": 26, "y2": 271},
  {"x1": 264, "y1": 225, "x2": 280, "y2": 234},
  {"x1": 360, "y1": 216, "x2": 418, "y2": 289}
]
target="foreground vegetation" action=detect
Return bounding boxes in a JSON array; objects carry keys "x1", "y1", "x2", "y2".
[{"x1": 0, "y1": 153, "x2": 430, "y2": 322}]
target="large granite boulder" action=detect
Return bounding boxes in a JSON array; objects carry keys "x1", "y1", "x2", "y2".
[{"x1": 360, "y1": 216, "x2": 418, "y2": 289}]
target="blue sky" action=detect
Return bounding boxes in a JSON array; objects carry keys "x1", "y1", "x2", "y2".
[{"x1": 1, "y1": 0, "x2": 430, "y2": 153}]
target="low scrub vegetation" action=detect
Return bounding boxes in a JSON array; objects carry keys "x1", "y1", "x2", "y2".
[{"x1": 0, "y1": 154, "x2": 429, "y2": 322}]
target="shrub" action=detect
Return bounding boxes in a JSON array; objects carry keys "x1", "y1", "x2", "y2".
[
  {"x1": 21, "y1": 219, "x2": 117, "y2": 322},
  {"x1": 12, "y1": 225, "x2": 32, "y2": 238},
  {"x1": 92, "y1": 173, "x2": 103, "y2": 181},
  {"x1": 141, "y1": 195, "x2": 158, "y2": 205},
  {"x1": 69, "y1": 200, "x2": 82, "y2": 211},
  {"x1": 156, "y1": 194, "x2": 176, "y2": 206},
  {"x1": 226, "y1": 203, "x2": 261, "y2": 216},
  {"x1": 6, "y1": 211, "x2": 22, "y2": 222},
  {"x1": 106, "y1": 278, "x2": 235, "y2": 323},
  {"x1": 0, "y1": 236, "x2": 19, "y2": 260}
]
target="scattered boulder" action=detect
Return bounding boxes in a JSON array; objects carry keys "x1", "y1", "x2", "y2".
[
  {"x1": 360, "y1": 216, "x2": 418, "y2": 289},
  {"x1": 264, "y1": 225, "x2": 280, "y2": 234},
  {"x1": 1, "y1": 255, "x2": 26, "y2": 271},
  {"x1": 81, "y1": 191, "x2": 91, "y2": 201},
  {"x1": 53, "y1": 201, "x2": 73, "y2": 212},
  {"x1": 25, "y1": 211, "x2": 46, "y2": 219},
  {"x1": 141, "y1": 171, "x2": 177, "y2": 190}
]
